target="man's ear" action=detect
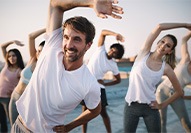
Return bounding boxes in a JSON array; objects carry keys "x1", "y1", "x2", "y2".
[{"x1": 85, "y1": 42, "x2": 92, "y2": 51}]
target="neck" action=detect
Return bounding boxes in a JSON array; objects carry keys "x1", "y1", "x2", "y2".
[
  {"x1": 63, "y1": 58, "x2": 83, "y2": 71},
  {"x1": 151, "y1": 52, "x2": 163, "y2": 62}
]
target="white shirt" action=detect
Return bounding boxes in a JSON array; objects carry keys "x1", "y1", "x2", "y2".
[
  {"x1": 125, "y1": 53, "x2": 165, "y2": 105},
  {"x1": 16, "y1": 28, "x2": 101, "y2": 132},
  {"x1": 87, "y1": 45, "x2": 119, "y2": 88}
]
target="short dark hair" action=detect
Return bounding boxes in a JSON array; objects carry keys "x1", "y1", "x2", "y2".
[
  {"x1": 63, "y1": 16, "x2": 95, "y2": 44},
  {"x1": 110, "y1": 43, "x2": 124, "y2": 59}
]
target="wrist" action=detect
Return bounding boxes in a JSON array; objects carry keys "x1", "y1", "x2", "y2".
[{"x1": 158, "y1": 103, "x2": 163, "y2": 109}]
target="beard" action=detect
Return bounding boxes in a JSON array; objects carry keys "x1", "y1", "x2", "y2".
[{"x1": 64, "y1": 47, "x2": 86, "y2": 62}]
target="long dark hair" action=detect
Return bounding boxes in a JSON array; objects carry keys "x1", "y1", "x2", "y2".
[{"x1": 6, "y1": 49, "x2": 24, "y2": 69}]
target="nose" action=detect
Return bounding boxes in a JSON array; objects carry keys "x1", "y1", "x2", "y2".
[
  {"x1": 65, "y1": 39, "x2": 74, "y2": 49},
  {"x1": 160, "y1": 43, "x2": 166, "y2": 49},
  {"x1": 9, "y1": 55, "x2": 13, "y2": 60}
]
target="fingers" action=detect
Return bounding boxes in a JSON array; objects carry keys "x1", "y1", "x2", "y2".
[
  {"x1": 112, "y1": 5, "x2": 124, "y2": 14},
  {"x1": 110, "y1": 5, "x2": 123, "y2": 19},
  {"x1": 97, "y1": 13, "x2": 108, "y2": 19},
  {"x1": 53, "y1": 125, "x2": 66, "y2": 133},
  {"x1": 149, "y1": 101, "x2": 158, "y2": 109},
  {"x1": 109, "y1": 13, "x2": 122, "y2": 19},
  {"x1": 112, "y1": 0, "x2": 119, "y2": 4},
  {"x1": 93, "y1": 0, "x2": 123, "y2": 19}
]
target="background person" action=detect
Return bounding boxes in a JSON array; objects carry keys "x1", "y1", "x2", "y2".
[
  {"x1": 82, "y1": 29, "x2": 125, "y2": 133},
  {"x1": 9, "y1": 28, "x2": 46, "y2": 126},
  {"x1": 0, "y1": 40, "x2": 24, "y2": 132}
]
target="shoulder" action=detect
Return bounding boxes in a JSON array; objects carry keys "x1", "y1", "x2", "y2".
[{"x1": 163, "y1": 63, "x2": 174, "y2": 76}]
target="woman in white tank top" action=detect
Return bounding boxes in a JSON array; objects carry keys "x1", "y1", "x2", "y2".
[
  {"x1": 156, "y1": 30, "x2": 191, "y2": 132},
  {"x1": 124, "y1": 23, "x2": 191, "y2": 133}
]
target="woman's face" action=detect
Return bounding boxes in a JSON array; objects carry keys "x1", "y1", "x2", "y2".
[
  {"x1": 8, "y1": 51, "x2": 17, "y2": 65},
  {"x1": 36, "y1": 45, "x2": 44, "y2": 59},
  {"x1": 156, "y1": 37, "x2": 174, "y2": 55}
]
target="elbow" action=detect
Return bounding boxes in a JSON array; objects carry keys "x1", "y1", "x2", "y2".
[
  {"x1": 116, "y1": 79, "x2": 121, "y2": 84},
  {"x1": 180, "y1": 90, "x2": 184, "y2": 98},
  {"x1": 93, "y1": 102, "x2": 101, "y2": 117},
  {"x1": 157, "y1": 24, "x2": 163, "y2": 31},
  {"x1": 116, "y1": 78, "x2": 121, "y2": 84},
  {"x1": 28, "y1": 34, "x2": 35, "y2": 40}
]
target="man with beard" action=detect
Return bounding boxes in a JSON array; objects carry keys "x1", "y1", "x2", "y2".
[{"x1": 11, "y1": 0, "x2": 124, "y2": 132}]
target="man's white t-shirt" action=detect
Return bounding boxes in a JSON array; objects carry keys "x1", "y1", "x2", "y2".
[
  {"x1": 87, "y1": 45, "x2": 119, "y2": 88},
  {"x1": 16, "y1": 28, "x2": 101, "y2": 132}
]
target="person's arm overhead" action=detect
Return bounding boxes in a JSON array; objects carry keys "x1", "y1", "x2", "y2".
[
  {"x1": 98, "y1": 29, "x2": 125, "y2": 47},
  {"x1": 1, "y1": 40, "x2": 24, "y2": 60},
  {"x1": 137, "y1": 23, "x2": 191, "y2": 61},
  {"x1": 28, "y1": 28, "x2": 46, "y2": 59},
  {"x1": 179, "y1": 30, "x2": 191, "y2": 64},
  {"x1": 46, "y1": 0, "x2": 124, "y2": 34}
]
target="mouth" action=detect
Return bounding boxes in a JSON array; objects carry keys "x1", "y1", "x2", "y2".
[{"x1": 65, "y1": 48, "x2": 77, "y2": 56}]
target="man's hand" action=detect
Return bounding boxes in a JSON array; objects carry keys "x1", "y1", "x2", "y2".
[
  {"x1": 53, "y1": 125, "x2": 67, "y2": 133},
  {"x1": 93, "y1": 0, "x2": 124, "y2": 19},
  {"x1": 116, "y1": 34, "x2": 125, "y2": 42}
]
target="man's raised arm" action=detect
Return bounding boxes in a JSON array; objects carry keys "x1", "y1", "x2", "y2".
[{"x1": 46, "y1": 0, "x2": 124, "y2": 34}]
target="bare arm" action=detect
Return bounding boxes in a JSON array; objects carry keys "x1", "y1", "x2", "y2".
[
  {"x1": 183, "y1": 95, "x2": 191, "y2": 100},
  {"x1": 98, "y1": 29, "x2": 125, "y2": 47},
  {"x1": 1, "y1": 40, "x2": 24, "y2": 60},
  {"x1": 28, "y1": 28, "x2": 46, "y2": 59},
  {"x1": 46, "y1": 0, "x2": 124, "y2": 34},
  {"x1": 151, "y1": 64, "x2": 184, "y2": 109},
  {"x1": 137, "y1": 23, "x2": 191, "y2": 61},
  {"x1": 98, "y1": 73, "x2": 121, "y2": 86},
  {"x1": 179, "y1": 30, "x2": 191, "y2": 64},
  {"x1": 53, "y1": 102, "x2": 101, "y2": 132}
]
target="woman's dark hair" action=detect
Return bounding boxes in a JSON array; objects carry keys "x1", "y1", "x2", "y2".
[
  {"x1": 6, "y1": 49, "x2": 24, "y2": 69},
  {"x1": 110, "y1": 43, "x2": 124, "y2": 59},
  {"x1": 63, "y1": 16, "x2": 95, "y2": 44},
  {"x1": 39, "y1": 40, "x2": 45, "y2": 47}
]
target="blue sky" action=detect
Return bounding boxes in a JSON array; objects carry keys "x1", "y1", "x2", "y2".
[{"x1": 0, "y1": 0, "x2": 191, "y2": 63}]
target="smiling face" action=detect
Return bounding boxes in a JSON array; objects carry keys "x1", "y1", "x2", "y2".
[
  {"x1": 62, "y1": 26, "x2": 91, "y2": 62},
  {"x1": 107, "y1": 48, "x2": 119, "y2": 59},
  {"x1": 156, "y1": 36, "x2": 175, "y2": 55}
]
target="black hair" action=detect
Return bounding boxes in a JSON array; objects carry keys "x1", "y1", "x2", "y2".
[{"x1": 110, "y1": 43, "x2": 124, "y2": 59}]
